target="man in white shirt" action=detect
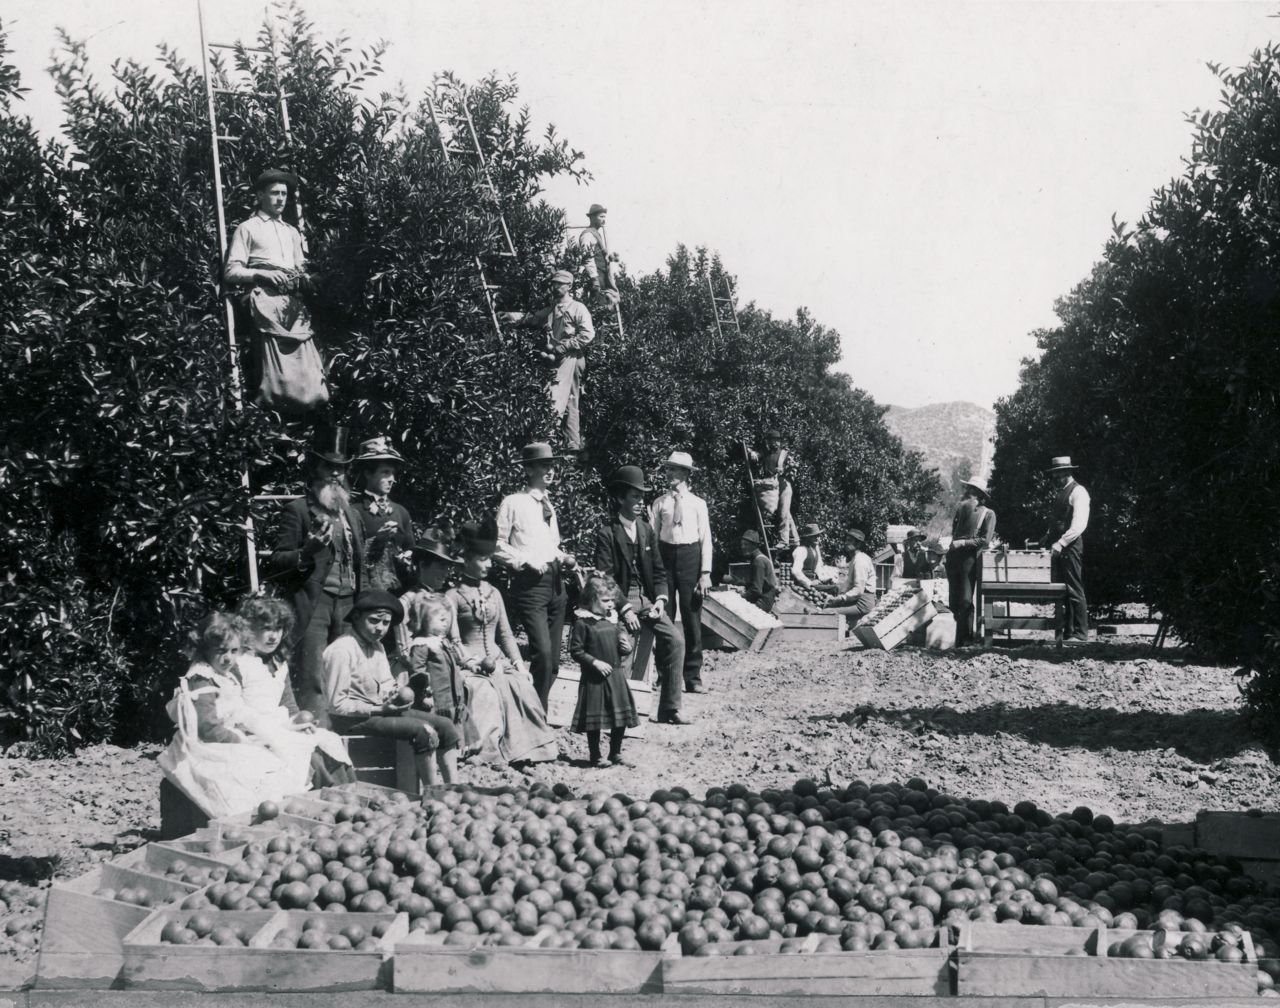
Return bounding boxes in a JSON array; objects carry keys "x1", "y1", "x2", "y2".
[
  {"x1": 1045, "y1": 456, "x2": 1091, "y2": 644},
  {"x1": 495, "y1": 443, "x2": 578, "y2": 705},
  {"x1": 820, "y1": 530, "x2": 877, "y2": 630},
  {"x1": 650, "y1": 451, "x2": 714, "y2": 692}
]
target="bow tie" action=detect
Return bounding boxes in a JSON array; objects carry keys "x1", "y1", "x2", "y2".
[{"x1": 366, "y1": 495, "x2": 392, "y2": 516}]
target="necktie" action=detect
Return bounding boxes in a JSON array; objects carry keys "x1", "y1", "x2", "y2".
[
  {"x1": 540, "y1": 495, "x2": 554, "y2": 525},
  {"x1": 672, "y1": 491, "x2": 684, "y2": 528}
]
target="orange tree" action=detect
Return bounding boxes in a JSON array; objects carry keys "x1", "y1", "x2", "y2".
[
  {"x1": 0, "y1": 12, "x2": 936, "y2": 751},
  {"x1": 990, "y1": 44, "x2": 1280, "y2": 735}
]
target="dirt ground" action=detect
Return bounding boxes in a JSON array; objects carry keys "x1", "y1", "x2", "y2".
[{"x1": 2, "y1": 631, "x2": 1277, "y2": 971}]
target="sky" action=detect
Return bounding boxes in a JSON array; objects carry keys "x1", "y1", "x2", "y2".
[{"x1": 5, "y1": 1, "x2": 1277, "y2": 410}]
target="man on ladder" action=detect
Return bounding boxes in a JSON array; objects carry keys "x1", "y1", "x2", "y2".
[
  {"x1": 502, "y1": 271, "x2": 595, "y2": 457},
  {"x1": 577, "y1": 203, "x2": 621, "y2": 309},
  {"x1": 224, "y1": 169, "x2": 329, "y2": 415}
]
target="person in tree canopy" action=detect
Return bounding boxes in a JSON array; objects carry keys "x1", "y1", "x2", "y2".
[
  {"x1": 500, "y1": 271, "x2": 595, "y2": 456},
  {"x1": 746, "y1": 429, "x2": 800, "y2": 550},
  {"x1": 577, "y1": 203, "x2": 621, "y2": 307},
  {"x1": 224, "y1": 168, "x2": 328, "y2": 414}
]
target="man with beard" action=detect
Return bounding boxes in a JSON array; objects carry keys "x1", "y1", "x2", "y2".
[{"x1": 268, "y1": 426, "x2": 366, "y2": 724}]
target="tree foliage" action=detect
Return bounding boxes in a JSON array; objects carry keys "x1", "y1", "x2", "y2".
[
  {"x1": 0, "y1": 11, "x2": 936, "y2": 752},
  {"x1": 990, "y1": 44, "x2": 1280, "y2": 735}
]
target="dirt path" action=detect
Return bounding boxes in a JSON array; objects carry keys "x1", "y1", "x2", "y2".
[{"x1": 2, "y1": 634, "x2": 1276, "y2": 966}]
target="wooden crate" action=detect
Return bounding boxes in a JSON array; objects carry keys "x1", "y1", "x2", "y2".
[
  {"x1": 772, "y1": 587, "x2": 844, "y2": 641},
  {"x1": 700, "y1": 591, "x2": 776, "y2": 652},
  {"x1": 342, "y1": 734, "x2": 420, "y2": 793},
  {"x1": 121, "y1": 909, "x2": 407, "y2": 991},
  {"x1": 394, "y1": 931, "x2": 664, "y2": 994},
  {"x1": 36, "y1": 862, "x2": 205, "y2": 990},
  {"x1": 956, "y1": 921, "x2": 1257, "y2": 998},
  {"x1": 983, "y1": 549, "x2": 1053, "y2": 583},
  {"x1": 114, "y1": 842, "x2": 238, "y2": 877},
  {"x1": 1184, "y1": 810, "x2": 1280, "y2": 886},
  {"x1": 662, "y1": 929, "x2": 952, "y2": 996},
  {"x1": 854, "y1": 589, "x2": 938, "y2": 651}
]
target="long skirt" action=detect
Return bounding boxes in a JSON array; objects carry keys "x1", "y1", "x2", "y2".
[{"x1": 464, "y1": 662, "x2": 559, "y2": 764}]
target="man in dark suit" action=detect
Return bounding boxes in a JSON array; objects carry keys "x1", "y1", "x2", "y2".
[
  {"x1": 945, "y1": 476, "x2": 997, "y2": 647},
  {"x1": 268, "y1": 426, "x2": 366, "y2": 725},
  {"x1": 593, "y1": 466, "x2": 689, "y2": 725}
]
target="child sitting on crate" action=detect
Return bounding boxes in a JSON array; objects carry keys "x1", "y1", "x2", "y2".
[{"x1": 569, "y1": 573, "x2": 639, "y2": 768}]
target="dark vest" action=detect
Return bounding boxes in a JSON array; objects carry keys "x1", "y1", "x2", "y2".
[
  {"x1": 801, "y1": 545, "x2": 819, "y2": 579},
  {"x1": 951, "y1": 499, "x2": 988, "y2": 540}
]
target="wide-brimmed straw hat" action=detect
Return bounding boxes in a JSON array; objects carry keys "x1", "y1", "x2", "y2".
[
  {"x1": 962, "y1": 476, "x2": 990, "y2": 499},
  {"x1": 1047, "y1": 456, "x2": 1078, "y2": 472},
  {"x1": 798, "y1": 523, "x2": 823, "y2": 540},
  {"x1": 662, "y1": 451, "x2": 698, "y2": 472},
  {"x1": 345, "y1": 590, "x2": 404, "y2": 627}
]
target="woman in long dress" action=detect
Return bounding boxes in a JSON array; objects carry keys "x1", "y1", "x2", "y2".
[{"x1": 447, "y1": 523, "x2": 560, "y2": 764}]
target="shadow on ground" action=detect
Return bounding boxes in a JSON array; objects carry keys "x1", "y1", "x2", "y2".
[{"x1": 811, "y1": 701, "x2": 1252, "y2": 762}]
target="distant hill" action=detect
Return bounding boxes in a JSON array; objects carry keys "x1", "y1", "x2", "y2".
[{"x1": 883, "y1": 401, "x2": 994, "y2": 483}]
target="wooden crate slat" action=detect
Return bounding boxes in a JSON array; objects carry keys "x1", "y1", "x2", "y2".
[
  {"x1": 662, "y1": 947, "x2": 951, "y2": 995},
  {"x1": 42, "y1": 864, "x2": 201, "y2": 954},
  {"x1": 393, "y1": 939, "x2": 664, "y2": 993},
  {"x1": 1196, "y1": 810, "x2": 1280, "y2": 860}
]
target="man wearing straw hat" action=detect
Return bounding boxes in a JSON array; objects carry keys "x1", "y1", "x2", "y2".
[
  {"x1": 594, "y1": 465, "x2": 688, "y2": 724},
  {"x1": 502, "y1": 271, "x2": 595, "y2": 455},
  {"x1": 819, "y1": 529, "x2": 877, "y2": 629},
  {"x1": 267, "y1": 426, "x2": 366, "y2": 724},
  {"x1": 577, "y1": 204, "x2": 621, "y2": 307},
  {"x1": 790, "y1": 523, "x2": 832, "y2": 589},
  {"x1": 650, "y1": 451, "x2": 714, "y2": 693},
  {"x1": 495, "y1": 443, "x2": 579, "y2": 705},
  {"x1": 946, "y1": 476, "x2": 996, "y2": 648},
  {"x1": 1044, "y1": 456, "x2": 1091, "y2": 644}
]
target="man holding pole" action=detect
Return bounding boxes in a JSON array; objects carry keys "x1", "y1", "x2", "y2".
[{"x1": 577, "y1": 203, "x2": 621, "y2": 308}]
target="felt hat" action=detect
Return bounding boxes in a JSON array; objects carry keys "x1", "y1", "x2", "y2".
[
  {"x1": 609, "y1": 465, "x2": 650, "y2": 493},
  {"x1": 354, "y1": 435, "x2": 404, "y2": 466},
  {"x1": 517, "y1": 442, "x2": 561, "y2": 465},
  {"x1": 457, "y1": 520, "x2": 497, "y2": 557},
  {"x1": 764, "y1": 429, "x2": 782, "y2": 440},
  {"x1": 740, "y1": 529, "x2": 763, "y2": 547},
  {"x1": 798, "y1": 523, "x2": 823, "y2": 540},
  {"x1": 1047, "y1": 456, "x2": 1078, "y2": 471},
  {"x1": 346, "y1": 589, "x2": 404, "y2": 627},
  {"x1": 962, "y1": 476, "x2": 990, "y2": 499},
  {"x1": 846, "y1": 529, "x2": 867, "y2": 545},
  {"x1": 587, "y1": 203, "x2": 607, "y2": 216},
  {"x1": 548, "y1": 269, "x2": 574, "y2": 285},
  {"x1": 306, "y1": 425, "x2": 353, "y2": 466},
  {"x1": 662, "y1": 450, "x2": 698, "y2": 472},
  {"x1": 906, "y1": 528, "x2": 927, "y2": 542},
  {"x1": 411, "y1": 530, "x2": 460, "y2": 566},
  {"x1": 254, "y1": 168, "x2": 298, "y2": 191}
]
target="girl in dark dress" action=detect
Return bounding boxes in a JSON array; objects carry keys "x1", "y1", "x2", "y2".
[{"x1": 569, "y1": 574, "x2": 639, "y2": 767}]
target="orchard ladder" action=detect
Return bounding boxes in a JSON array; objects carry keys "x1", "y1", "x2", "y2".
[
  {"x1": 426, "y1": 83, "x2": 514, "y2": 338},
  {"x1": 707, "y1": 273, "x2": 741, "y2": 338},
  {"x1": 198, "y1": 0, "x2": 301, "y2": 592}
]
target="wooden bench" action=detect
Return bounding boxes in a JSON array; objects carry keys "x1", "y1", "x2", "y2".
[{"x1": 980, "y1": 581, "x2": 1067, "y2": 648}]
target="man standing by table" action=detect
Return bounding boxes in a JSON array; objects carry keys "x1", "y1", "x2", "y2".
[
  {"x1": 502, "y1": 271, "x2": 595, "y2": 456},
  {"x1": 817, "y1": 530, "x2": 878, "y2": 629},
  {"x1": 1045, "y1": 456, "x2": 1091, "y2": 644},
  {"x1": 495, "y1": 442, "x2": 578, "y2": 705},
  {"x1": 594, "y1": 465, "x2": 688, "y2": 724},
  {"x1": 650, "y1": 451, "x2": 713, "y2": 693},
  {"x1": 946, "y1": 477, "x2": 997, "y2": 648}
]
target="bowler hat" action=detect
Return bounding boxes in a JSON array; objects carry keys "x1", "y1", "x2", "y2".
[
  {"x1": 798, "y1": 523, "x2": 823, "y2": 540},
  {"x1": 962, "y1": 476, "x2": 990, "y2": 499},
  {"x1": 254, "y1": 168, "x2": 298, "y2": 191},
  {"x1": 740, "y1": 529, "x2": 763, "y2": 547},
  {"x1": 662, "y1": 450, "x2": 698, "y2": 472},
  {"x1": 609, "y1": 465, "x2": 650, "y2": 493},
  {"x1": 411, "y1": 530, "x2": 460, "y2": 566},
  {"x1": 517, "y1": 442, "x2": 561, "y2": 466},
  {"x1": 346, "y1": 589, "x2": 404, "y2": 627},
  {"x1": 1047, "y1": 456, "x2": 1078, "y2": 471},
  {"x1": 355, "y1": 435, "x2": 404, "y2": 466},
  {"x1": 548, "y1": 269, "x2": 574, "y2": 285},
  {"x1": 458, "y1": 520, "x2": 497, "y2": 557},
  {"x1": 587, "y1": 203, "x2": 607, "y2": 216},
  {"x1": 307, "y1": 425, "x2": 353, "y2": 466}
]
